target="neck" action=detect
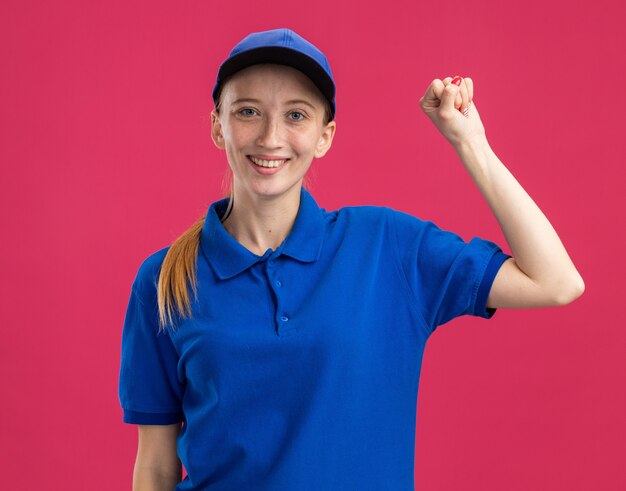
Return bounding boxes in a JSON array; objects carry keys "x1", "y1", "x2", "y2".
[{"x1": 222, "y1": 185, "x2": 302, "y2": 256}]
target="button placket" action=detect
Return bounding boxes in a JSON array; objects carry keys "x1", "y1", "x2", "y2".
[{"x1": 265, "y1": 257, "x2": 292, "y2": 336}]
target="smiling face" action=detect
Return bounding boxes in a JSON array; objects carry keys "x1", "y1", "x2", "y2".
[{"x1": 210, "y1": 63, "x2": 336, "y2": 201}]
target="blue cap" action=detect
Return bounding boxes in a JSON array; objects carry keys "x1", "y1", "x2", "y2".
[{"x1": 212, "y1": 28, "x2": 336, "y2": 120}]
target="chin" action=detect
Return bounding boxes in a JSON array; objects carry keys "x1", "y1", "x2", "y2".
[{"x1": 245, "y1": 180, "x2": 303, "y2": 200}]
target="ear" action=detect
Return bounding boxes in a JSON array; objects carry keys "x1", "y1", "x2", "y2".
[
  {"x1": 210, "y1": 109, "x2": 225, "y2": 150},
  {"x1": 314, "y1": 120, "x2": 337, "y2": 158}
]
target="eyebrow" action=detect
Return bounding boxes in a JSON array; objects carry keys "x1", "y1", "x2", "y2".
[{"x1": 231, "y1": 98, "x2": 317, "y2": 110}]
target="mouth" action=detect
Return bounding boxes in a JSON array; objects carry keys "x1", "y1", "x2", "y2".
[{"x1": 248, "y1": 156, "x2": 290, "y2": 168}]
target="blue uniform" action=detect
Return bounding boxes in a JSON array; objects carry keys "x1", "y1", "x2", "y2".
[{"x1": 118, "y1": 186, "x2": 511, "y2": 490}]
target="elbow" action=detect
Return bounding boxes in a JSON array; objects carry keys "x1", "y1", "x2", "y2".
[{"x1": 553, "y1": 274, "x2": 585, "y2": 306}]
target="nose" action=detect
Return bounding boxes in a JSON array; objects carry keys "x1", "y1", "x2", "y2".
[{"x1": 256, "y1": 115, "x2": 282, "y2": 149}]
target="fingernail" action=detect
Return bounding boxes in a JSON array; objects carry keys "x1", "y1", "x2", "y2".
[{"x1": 451, "y1": 76, "x2": 462, "y2": 86}]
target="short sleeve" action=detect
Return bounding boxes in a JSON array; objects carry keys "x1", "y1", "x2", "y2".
[
  {"x1": 388, "y1": 208, "x2": 511, "y2": 335},
  {"x1": 118, "y1": 260, "x2": 184, "y2": 425}
]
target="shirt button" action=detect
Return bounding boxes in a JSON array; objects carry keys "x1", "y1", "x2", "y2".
[
  {"x1": 280, "y1": 315, "x2": 289, "y2": 322},
  {"x1": 275, "y1": 280, "x2": 282, "y2": 287}
]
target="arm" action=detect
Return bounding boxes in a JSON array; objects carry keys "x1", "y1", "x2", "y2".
[
  {"x1": 454, "y1": 137, "x2": 583, "y2": 308},
  {"x1": 419, "y1": 76, "x2": 585, "y2": 308},
  {"x1": 133, "y1": 423, "x2": 182, "y2": 491}
]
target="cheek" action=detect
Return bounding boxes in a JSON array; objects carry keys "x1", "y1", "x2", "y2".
[
  {"x1": 222, "y1": 125, "x2": 252, "y2": 152},
  {"x1": 287, "y1": 128, "x2": 321, "y2": 153}
]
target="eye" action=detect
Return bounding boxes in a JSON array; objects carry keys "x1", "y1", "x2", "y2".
[
  {"x1": 288, "y1": 111, "x2": 305, "y2": 121},
  {"x1": 237, "y1": 108, "x2": 257, "y2": 117}
]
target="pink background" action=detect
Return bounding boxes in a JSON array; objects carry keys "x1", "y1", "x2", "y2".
[{"x1": 1, "y1": 0, "x2": 624, "y2": 489}]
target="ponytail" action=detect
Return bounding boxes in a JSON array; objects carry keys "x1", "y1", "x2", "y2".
[{"x1": 156, "y1": 170, "x2": 234, "y2": 331}]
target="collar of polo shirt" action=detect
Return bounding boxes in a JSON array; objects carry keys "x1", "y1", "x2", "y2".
[{"x1": 200, "y1": 187, "x2": 326, "y2": 280}]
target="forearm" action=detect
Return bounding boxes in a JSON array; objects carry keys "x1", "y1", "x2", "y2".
[
  {"x1": 133, "y1": 463, "x2": 181, "y2": 491},
  {"x1": 453, "y1": 134, "x2": 584, "y2": 301}
]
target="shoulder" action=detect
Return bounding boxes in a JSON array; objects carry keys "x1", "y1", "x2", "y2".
[
  {"x1": 337, "y1": 204, "x2": 432, "y2": 232},
  {"x1": 331, "y1": 203, "x2": 394, "y2": 226},
  {"x1": 326, "y1": 203, "x2": 434, "y2": 241},
  {"x1": 131, "y1": 246, "x2": 171, "y2": 303},
  {"x1": 323, "y1": 204, "x2": 390, "y2": 242}
]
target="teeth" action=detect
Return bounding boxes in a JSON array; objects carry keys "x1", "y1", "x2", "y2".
[{"x1": 250, "y1": 157, "x2": 287, "y2": 168}]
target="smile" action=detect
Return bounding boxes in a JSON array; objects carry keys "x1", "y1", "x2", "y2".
[{"x1": 249, "y1": 156, "x2": 289, "y2": 168}]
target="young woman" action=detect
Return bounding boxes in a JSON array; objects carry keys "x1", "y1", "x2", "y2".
[{"x1": 119, "y1": 28, "x2": 584, "y2": 491}]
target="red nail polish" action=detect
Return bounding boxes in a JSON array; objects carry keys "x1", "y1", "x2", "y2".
[{"x1": 451, "y1": 76, "x2": 462, "y2": 86}]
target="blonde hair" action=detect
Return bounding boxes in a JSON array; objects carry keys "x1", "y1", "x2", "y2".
[
  {"x1": 156, "y1": 171, "x2": 233, "y2": 331},
  {"x1": 156, "y1": 75, "x2": 332, "y2": 331}
]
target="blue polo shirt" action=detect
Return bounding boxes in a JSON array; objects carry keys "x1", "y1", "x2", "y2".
[{"x1": 119, "y1": 186, "x2": 511, "y2": 490}]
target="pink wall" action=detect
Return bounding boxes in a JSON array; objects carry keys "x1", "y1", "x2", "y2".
[{"x1": 1, "y1": 0, "x2": 624, "y2": 489}]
